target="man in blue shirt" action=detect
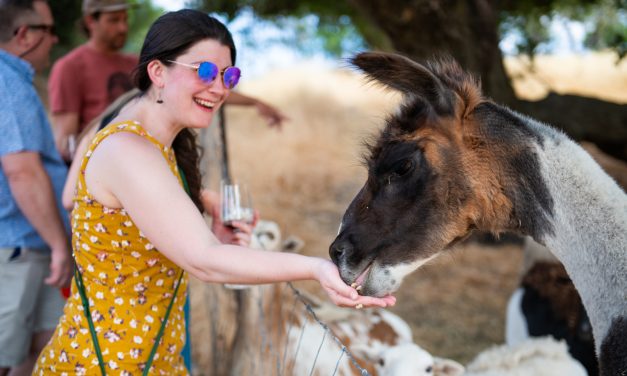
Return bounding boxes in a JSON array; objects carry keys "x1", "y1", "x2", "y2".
[{"x1": 0, "y1": 1, "x2": 72, "y2": 374}]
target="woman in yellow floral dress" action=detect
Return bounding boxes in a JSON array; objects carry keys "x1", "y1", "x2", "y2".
[{"x1": 35, "y1": 9, "x2": 395, "y2": 375}]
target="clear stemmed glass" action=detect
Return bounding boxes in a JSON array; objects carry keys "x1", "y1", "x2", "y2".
[
  {"x1": 220, "y1": 180, "x2": 254, "y2": 227},
  {"x1": 220, "y1": 180, "x2": 255, "y2": 290}
]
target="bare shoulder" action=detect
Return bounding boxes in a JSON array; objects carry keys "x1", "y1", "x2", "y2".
[
  {"x1": 90, "y1": 131, "x2": 161, "y2": 164},
  {"x1": 84, "y1": 131, "x2": 172, "y2": 207}
]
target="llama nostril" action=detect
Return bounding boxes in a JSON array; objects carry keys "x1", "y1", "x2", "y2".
[{"x1": 329, "y1": 240, "x2": 353, "y2": 264}]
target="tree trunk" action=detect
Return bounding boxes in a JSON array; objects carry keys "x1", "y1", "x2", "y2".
[
  {"x1": 348, "y1": 0, "x2": 627, "y2": 161},
  {"x1": 349, "y1": 0, "x2": 517, "y2": 104},
  {"x1": 515, "y1": 94, "x2": 627, "y2": 161}
]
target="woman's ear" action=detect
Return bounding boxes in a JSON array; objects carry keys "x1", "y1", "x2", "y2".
[{"x1": 146, "y1": 60, "x2": 166, "y2": 89}]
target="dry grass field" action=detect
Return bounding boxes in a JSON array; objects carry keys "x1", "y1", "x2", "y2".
[{"x1": 191, "y1": 52, "x2": 627, "y2": 366}]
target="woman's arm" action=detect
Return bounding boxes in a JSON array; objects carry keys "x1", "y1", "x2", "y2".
[
  {"x1": 226, "y1": 92, "x2": 288, "y2": 129},
  {"x1": 61, "y1": 123, "x2": 98, "y2": 210},
  {"x1": 84, "y1": 132, "x2": 394, "y2": 308},
  {"x1": 62, "y1": 89, "x2": 145, "y2": 210}
]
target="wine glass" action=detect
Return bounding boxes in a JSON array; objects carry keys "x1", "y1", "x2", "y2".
[
  {"x1": 220, "y1": 180, "x2": 255, "y2": 290},
  {"x1": 220, "y1": 180, "x2": 254, "y2": 227}
]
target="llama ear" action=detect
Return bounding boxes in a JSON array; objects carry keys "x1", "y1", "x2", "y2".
[{"x1": 350, "y1": 52, "x2": 454, "y2": 115}]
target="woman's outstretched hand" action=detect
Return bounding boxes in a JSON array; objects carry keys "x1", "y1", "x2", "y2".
[{"x1": 313, "y1": 259, "x2": 396, "y2": 308}]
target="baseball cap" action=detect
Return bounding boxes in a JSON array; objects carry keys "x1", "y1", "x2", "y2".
[{"x1": 82, "y1": 0, "x2": 131, "y2": 15}]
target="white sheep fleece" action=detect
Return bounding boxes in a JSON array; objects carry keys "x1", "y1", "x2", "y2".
[{"x1": 465, "y1": 337, "x2": 588, "y2": 376}]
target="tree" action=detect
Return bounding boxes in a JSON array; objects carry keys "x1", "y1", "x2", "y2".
[
  {"x1": 49, "y1": 0, "x2": 164, "y2": 58},
  {"x1": 192, "y1": 0, "x2": 627, "y2": 161}
]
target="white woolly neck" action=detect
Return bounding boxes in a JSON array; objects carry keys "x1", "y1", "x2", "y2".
[{"x1": 530, "y1": 123, "x2": 627, "y2": 351}]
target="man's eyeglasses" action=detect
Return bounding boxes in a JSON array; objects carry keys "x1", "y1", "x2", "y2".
[
  {"x1": 13, "y1": 24, "x2": 56, "y2": 36},
  {"x1": 167, "y1": 60, "x2": 241, "y2": 89}
]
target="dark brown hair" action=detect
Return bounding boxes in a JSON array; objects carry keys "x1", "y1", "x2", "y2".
[{"x1": 133, "y1": 10, "x2": 236, "y2": 212}]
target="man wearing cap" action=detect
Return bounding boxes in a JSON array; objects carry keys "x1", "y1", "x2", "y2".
[
  {"x1": 50, "y1": 0, "x2": 289, "y2": 162},
  {"x1": 48, "y1": 0, "x2": 137, "y2": 162},
  {"x1": 0, "y1": 0, "x2": 72, "y2": 374}
]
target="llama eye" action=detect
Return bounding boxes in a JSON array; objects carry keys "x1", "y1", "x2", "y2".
[
  {"x1": 426, "y1": 365, "x2": 432, "y2": 373},
  {"x1": 378, "y1": 359, "x2": 385, "y2": 366},
  {"x1": 392, "y1": 159, "x2": 414, "y2": 177}
]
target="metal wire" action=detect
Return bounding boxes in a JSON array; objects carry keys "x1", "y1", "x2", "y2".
[
  {"x1": 308, "y1": 329, "x2": 327, "y2": 376},
  {"x1": 286, "y1": 283, "x2": 371, "y2": 376},
  {"x1": 332, "y1": 347, "x2": 346, "y2": 376},
  {"x1": 280, "y1": 294, "x2": 300, "y2": 375}
]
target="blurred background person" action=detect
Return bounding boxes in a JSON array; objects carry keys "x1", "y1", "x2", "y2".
[
  {"x1": 48, "y1": 0, "x2": 137, "y2": 162},
  {"x1": 0, "y1": 1, "x2": 72, "y2": 375},
  {"x1": 49, "y1": 0, "x2": 287, "y2": 163}
]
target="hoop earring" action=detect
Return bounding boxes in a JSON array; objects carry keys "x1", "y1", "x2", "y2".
[{"x1": 156, "y1": 89, "x2": 164, "y2": 104}]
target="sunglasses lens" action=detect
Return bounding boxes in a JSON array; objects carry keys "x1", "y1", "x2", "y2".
[
  {"x1": 223, "y1": 67, "x2": 241, "y2": 89},
  {"x1": 197, "y1": 62, "x2": 218, "y2": 83}
]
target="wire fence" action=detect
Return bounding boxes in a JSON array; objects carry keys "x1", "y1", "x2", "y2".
[
  {"x1": 199, "y1": 119, "x2": 372, "y2": 375},
  {"x1": 252, "y1": 282, "x2": 372, "y2": 376}
]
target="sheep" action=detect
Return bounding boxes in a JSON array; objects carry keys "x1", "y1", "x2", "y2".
[
  {"x1": 375, "y1": 343, "x2": 464, "y2": 376},
  {"x1": 285, "y1": 294, "x2": 464, "y2": 376},
  {"x1": 506, "y1": 238, "x2": 597, "y2": 375},
  {"x1": 465, "y1": 337, "x2": 588, "y2": 376}
]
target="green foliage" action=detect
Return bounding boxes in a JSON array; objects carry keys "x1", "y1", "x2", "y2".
[
  {"x1": 49, "y1": 0, "x2": 83, "y2": 60},
  {"x1": 126, "y1": 0, "x2": 166, "y2": 53},
  {"x1": 191, "y1": 0, "x2": 370, "y2": 57},
  {"x1": 582, "y1": 0, "x2": 627, "y2": 58},
  {"x1": 499, "y1": 12, "x2": 552, "y2": 56},
  {"x1": 499, "y1": 0, "x2": 626, "y2": 59},
  {"x1": 49, "y1": 0, "x2": 165, "y2": 60},
  {"x1": 191, "y1": 0, "x2": 626, "y2": 59}
]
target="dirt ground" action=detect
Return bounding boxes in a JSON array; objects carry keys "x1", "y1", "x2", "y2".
[{"x1": 188, "y1": 52, "x2": 627, "y2": 367}]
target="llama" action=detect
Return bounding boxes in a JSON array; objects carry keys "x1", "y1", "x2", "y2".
[
  {"x1": 506, "y1": 151, "x2": 627, "y2": 376},
  {"x1": 329, "y1": 52, "x2": 626, "y2": 375},
  {"x1": 191, "y1": 221, "x2": 459, "y2": 375},
  {"x1": 506, "y1": 237, "x2": 597, "y2": 375}
]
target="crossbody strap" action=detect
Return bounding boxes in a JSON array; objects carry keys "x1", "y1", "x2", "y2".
[
  {"x1": 75, "y1": 165, "x2": 192, "y2": 376},
  {"x1": 74, "y1": 267, "x2": 106, "y2": 375},
  {"x1": 75, "y1": 266, "x2": 184, "y2": 376}
]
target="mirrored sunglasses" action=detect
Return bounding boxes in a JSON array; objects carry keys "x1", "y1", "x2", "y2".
[{"x1": 167, "y1": 60, "x2": 241, "y2": 89}]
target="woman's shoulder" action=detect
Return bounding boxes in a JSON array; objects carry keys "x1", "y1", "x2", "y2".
[
  {"x1": 89, "y1": 121, "x2": 164, "y2": 160},
  {"x1": 91, "y1": 121, "x2": 162, "y2": 150}
]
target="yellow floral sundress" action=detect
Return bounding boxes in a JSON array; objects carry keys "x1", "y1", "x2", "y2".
[{"x1": 35, "y1": 121, "x2": 189, "y2": 375}]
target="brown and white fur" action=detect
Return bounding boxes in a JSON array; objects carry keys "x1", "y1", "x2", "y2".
[{"x1": 329, "y1": 52, "x2": 626, "y2": 375}]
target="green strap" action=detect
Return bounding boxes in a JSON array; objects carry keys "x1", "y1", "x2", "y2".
[
  {"x1": 143, "y1": 270, "x2": 185, "y2": 373},
  {"x1": 178, "y1": 167, "x2": 190, "y2": 197},
  {"x1": 74, "y1": 267, "x2": 106, "y2": 375},
  {"x1": 74, "y1": 166, "x2": 192, "y2": 375},
  {"x1": 75, "y1": 266, "x2": 184, "y2": 376}
]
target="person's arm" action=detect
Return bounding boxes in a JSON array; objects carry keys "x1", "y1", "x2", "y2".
[
  {"x1": 226, "y1": 92, "x2": 288, "y2": 129},
  {"x1": 1, "y1": 152, "x2": 72, "y2": 288},
  {"x1": 48, "y1": 58, "x2": 83, "y2": 162},
  {"x1": 50, "y1": 112, "x2": 79, "y2": 162},
  {"x1": 62, "y1": 122, "x2": 98, "y2": 210},
  {"x1": 85, "y1": 132, "x2": 394, "y2": 308}
]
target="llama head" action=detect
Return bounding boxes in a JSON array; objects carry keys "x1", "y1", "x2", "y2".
[{"x1": 330, "y1": 52, "x2": 554, "y2": 297}]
